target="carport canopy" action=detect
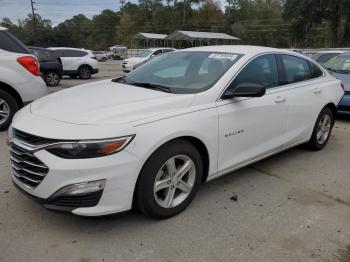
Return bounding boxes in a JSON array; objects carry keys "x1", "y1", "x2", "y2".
[
  {"x1": 132, "y1": 32, "x2": 168, "y2": 40},
  {"x1": 165, "y1": 30, "x2": 240, "y2": 41}
]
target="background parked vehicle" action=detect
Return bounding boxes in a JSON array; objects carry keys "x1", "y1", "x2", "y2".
[
  {"x1": 122, "y1": 48, "x2": 175, "y2": 72},
  {"x1": 93, "y1": 51, "x2": 108, "y2": 62},
  {"x1": 323, "y1": 52, "x2": 350, "y2": 114},
  {"x1": 48, "y1": 47, "x2": 99, "y2": 79},
  {"x1": 29, "y1": 47, "x2": 63, "y2": 87},
  {"x1": 311, "y1": 51, "x2": 344, "y2": 66},
  {"x1": 0, "y1": 27, "x2": 47, "y2": 130},
  {"x1": 110, "y1": 45, "x2": 127, "y2": 60}
]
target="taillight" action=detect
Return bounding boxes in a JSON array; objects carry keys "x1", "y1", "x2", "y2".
[
  {"x1": 341, "y1": 82, "x2": 345, "y2": 91},
  {"x1": 16, "y1": 56, "x2": 40, "y2": 76}
]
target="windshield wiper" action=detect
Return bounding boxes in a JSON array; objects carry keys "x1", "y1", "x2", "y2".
[{"x1": 131, "y1": 82, "x2": 172, "y2": 93}]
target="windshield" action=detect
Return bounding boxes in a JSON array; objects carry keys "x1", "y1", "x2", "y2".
[
  {"x1": 136, "y1": 50, "x2": 153, "y2": 58},
  {"x1": 324, "y1": 55, "x2": 350, "y2": 73},
  {"x1": 123, "y1": 51, "x2": 242, "y2": 94}
]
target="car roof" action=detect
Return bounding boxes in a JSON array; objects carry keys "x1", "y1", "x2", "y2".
[
  {"x1": 148, "y1": 47, "x2": 175, "y2": 51},
  {"x1": 314, "y1": 50, "x2": 345, "y2": 54},
  {"x1": 183, "y1": 45, "x2": 286, "y2": 55},
  {"x1": 49, "y1": 47, "x2": 91, "y2": 51}
]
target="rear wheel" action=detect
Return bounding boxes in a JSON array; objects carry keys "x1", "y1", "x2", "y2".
[
  {"x1": 78, "y1": 66, "x2": 92, "y2": 79},
  {"x1": 306, "y1": 107, "x2": 334, "y2": 151},
  {"x1": 0, "y1": 90, "x2": 18, "y2": 131},
  {"x1": 44, "y1": 71, "x2": 60, "y2": 86},
  {"x1": 135, "y1": 140, "x2": 203, "y2": 219}
]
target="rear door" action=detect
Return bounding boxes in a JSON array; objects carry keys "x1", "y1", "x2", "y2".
[{"x1": 278, "y1": 54, "x2": 327, "y2": 146}]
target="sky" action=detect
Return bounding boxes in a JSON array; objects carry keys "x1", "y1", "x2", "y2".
[{"x1": 0, "y1": 0, "x2": 130, "y2": 26}]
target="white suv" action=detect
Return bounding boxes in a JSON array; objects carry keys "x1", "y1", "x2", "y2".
[
  {"x1": 9, "y1": 46, "x2": 343, "y2": 218},
  {"x1": 122, "y1": 48, "x2": 175, "y2": 72},
  {"x1": 0, "y1": 27, "x2": 47, "y2": 130},
  {"x1": 49, "y1": 47, "x2": 99, "y2": 79}
]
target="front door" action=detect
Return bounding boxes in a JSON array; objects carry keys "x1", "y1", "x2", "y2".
[{"x1": 217, "y1": 54, "x2": 288, "y2": 173}]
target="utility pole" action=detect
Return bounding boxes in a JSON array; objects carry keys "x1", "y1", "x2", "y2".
[
  {"x1": 30, "y1": 0, "x2": 37, "y2": 34},
  {"x1": 182, "y1": 0, "x2": 186, "y2": 27}
]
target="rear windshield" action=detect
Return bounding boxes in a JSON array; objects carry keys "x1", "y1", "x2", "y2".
[{"x1": 0, "y1": 30, "x2": 30, "y2": 54}]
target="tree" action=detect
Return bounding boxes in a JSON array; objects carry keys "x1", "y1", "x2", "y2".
[{"x1": 115, "y1": 13, "x2": 136, "y2": 46}]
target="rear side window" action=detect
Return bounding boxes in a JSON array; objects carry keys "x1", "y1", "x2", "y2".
[
  {"x1": 0, "y1": 30, "x2": 30, "y2": 54},
  {"x1": 62, "y1": 50, "x2": 88, "y2": 57},
  {"x1": 308, "y1": 62, "x2": 323, "y2": 78},
  {"x1": 232, "y1": 54, "x2": 279, "y2": 89},
  {"x1": 281, "y1": 55, "x2": 311, "y2": 84}
]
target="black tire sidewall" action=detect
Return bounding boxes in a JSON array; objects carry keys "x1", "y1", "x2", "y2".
[
  {"x1": 0, "y1": 90, "x2": 18, "y2": 131},
  {"x1": 308, "y1": 107, "x2": 334, "y2": 150},
  {"x1": 136, "y1": 140, "x2": 203, "y2": 219},
  {"x1": 79, "y1": 66, "x2": 92, "y2": 79}
]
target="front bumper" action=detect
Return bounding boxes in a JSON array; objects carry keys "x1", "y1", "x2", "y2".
[
  {"x1": 337, "y1": 93, "x2": 350, "y2": 114},
  {"x1": 11, "y1": 143, "x2": 142, "y2": 216}
]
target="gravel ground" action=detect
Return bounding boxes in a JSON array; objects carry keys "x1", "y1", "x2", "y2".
[{"x1": 1, "y1": 60, "x2": 350, "y2": 262}]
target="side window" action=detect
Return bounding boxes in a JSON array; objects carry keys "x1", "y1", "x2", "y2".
[
  {"x1": 153, "y1": 50, "x2": 162, "y2": 56},
  {"x1": 281, "y1": 55, "x2": 311, "y2": 84},
  {"x1": 308, "y1": 62, "x2": 323, "y2": 78},
  {"x1": 63, "y1": 50, "x2": 87, "y2": 57},
  {"x1": 232, "y1": 54, "x2": 279, "y2": 89},
  {"x1": 317, "y1": 53, "x2": 339, "y2": 64}
]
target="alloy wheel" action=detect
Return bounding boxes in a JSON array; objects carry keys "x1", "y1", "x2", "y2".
[
  {"x1": 46, "y1": 72, "x2": 60, "y2": 86},
  {"x1": 0, "y1": 98, "x2": 10, "y2": 125},
  {"x1": 80, "y1": 67, "x2": 91, "y2": 79},
  {"x1": 153, "y1": 155, "x2": 196, "y2": 208},
  {"x1": 316, "y1": 114, "x2": 331, "y2": 144}
]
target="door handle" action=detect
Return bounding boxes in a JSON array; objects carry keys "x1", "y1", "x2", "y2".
[
  {"x1": 313, "y1": 87, "x2": 322, "y2": 94},
  {"x1": 274, "y1": 96, "x2": 286, "y2": 103}
]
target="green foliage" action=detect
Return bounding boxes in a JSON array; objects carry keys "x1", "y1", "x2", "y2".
[{"x1": 1, "y1": 0, "x2": 349, "y2": 49}]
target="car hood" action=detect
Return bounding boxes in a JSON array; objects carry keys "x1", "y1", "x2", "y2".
[
  {"x1": 124, "y1": 57, "x2": 147, "y2": 65},
  {"x1": 30, "y1": 80, "x2": 195, "y2": 125},
  {"x1": 329, "y1": 71, "x2": 350, "y2": 91}
]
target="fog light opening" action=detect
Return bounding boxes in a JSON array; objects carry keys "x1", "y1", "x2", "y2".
[{"x1": 52, "y1": 179, "x2": 106, "y2": 198}]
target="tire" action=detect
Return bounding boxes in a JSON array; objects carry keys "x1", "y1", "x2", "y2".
[
  {"x1": 305, "y1": 107, "x2": 334, "y2": 151},
  {"x1": 44, "y1": 71, "x2": 61, "y2": 86},
  {"x1": 78, "y1": 66, "x2": 92, "y2": 79},
  {"x1": 0, "y1": 90, "x2": 18, "y2": 131},
  {"x1": 135, "y1": 139, "x2": 203, "y2": 219}
]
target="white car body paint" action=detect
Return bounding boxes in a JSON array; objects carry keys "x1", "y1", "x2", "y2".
[{"x1": 10, "y1": 46, "x2": 344, "y2": 216}]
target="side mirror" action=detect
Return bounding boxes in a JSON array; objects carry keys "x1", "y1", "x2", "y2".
[{"x1": 222, "y1": 83, "x2": 266, "y2": 99}]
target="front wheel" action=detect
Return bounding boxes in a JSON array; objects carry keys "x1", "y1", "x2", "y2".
[
  {"x1": 306, "y1": 107, "x2": 334, "y2": 151},
  {"x1": 135, "y1": 140, "x2": 203, "y2": 219},
  {"x1": 0, "y1": 90, "x2": 18, "y2": 131}
]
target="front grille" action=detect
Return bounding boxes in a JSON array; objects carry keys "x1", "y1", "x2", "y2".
[
  {"x1": 9, "y1": 143, "x2": 49, "y2": 188},
  {"x1": 50, "y1": 191, "x2": 103, "y2": 207},
  {"x1": 13, "y1": 129, "x2": 59, "y2": 146}
]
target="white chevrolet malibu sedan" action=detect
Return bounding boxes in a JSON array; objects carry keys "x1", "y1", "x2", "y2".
[{"x1": 8, "y1": 46, "x2": 344, "y2": 218}]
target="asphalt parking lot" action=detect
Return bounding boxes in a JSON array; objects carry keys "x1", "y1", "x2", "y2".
[{"x1": 1, "y1": 61, "x2": 350, "y2": 262}]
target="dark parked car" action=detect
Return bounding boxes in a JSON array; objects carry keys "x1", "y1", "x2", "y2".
[{"x1": 29, "y1": 47, "x2": 63, "y2": 86}]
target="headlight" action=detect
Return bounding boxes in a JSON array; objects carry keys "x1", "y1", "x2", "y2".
[{"x1": 47, "y1": 135, "x2": 134, "y2": 159}]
